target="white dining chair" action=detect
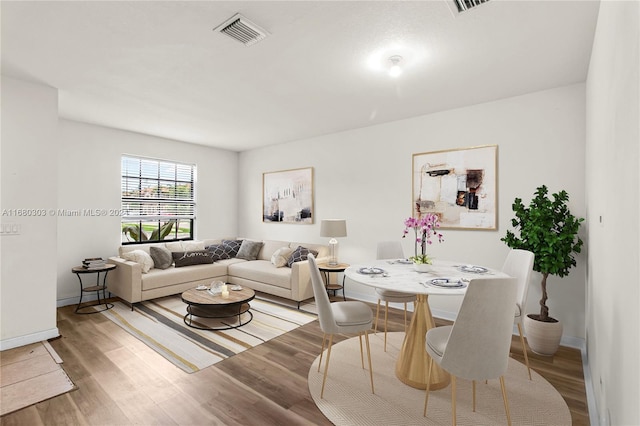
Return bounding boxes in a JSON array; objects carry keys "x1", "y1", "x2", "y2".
[
  {"x1": 502, "y1": 249, "x2": 535, "y2": 380},
  {"x1": 374, "y1": 241, "x2": 416, "y2": 351},
  {"x1": 423, "y1": 277, "x2": 518, "y2": 426},
  {"x1": 308, "y1": 254, "x2": 375, "y2": 398}
]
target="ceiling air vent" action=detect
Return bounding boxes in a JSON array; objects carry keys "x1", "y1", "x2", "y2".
[
  {"x1": 213, "y1": 13, "x2": 269, "y2": 46},
  {"x1": 453, "y1": 0, "x2": 491, "y2": 13}
]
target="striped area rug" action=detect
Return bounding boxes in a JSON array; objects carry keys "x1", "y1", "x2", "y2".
[{"x1": 100, "y1": 295, "x2": 317, "y2": 373}]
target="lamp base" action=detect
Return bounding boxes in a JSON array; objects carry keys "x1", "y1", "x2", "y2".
[{"x1": 328, "y1": 240, "x2": 338, "y2": 266}]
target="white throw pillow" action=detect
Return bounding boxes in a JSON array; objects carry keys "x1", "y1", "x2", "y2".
[
  {"x1": 271, "y1": 247, "x2": 293, "y2": 268},
  {"x1": 122, "y1": 249, "x2": 154, "y2": 273}
]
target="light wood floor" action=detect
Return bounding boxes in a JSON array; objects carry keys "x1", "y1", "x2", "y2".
[{"x1": 0, "y1": 297, "x2": 589, "y2": 425}]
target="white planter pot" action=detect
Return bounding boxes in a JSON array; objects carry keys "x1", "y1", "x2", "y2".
[
  {"x1": 524, "y1": 314, "x2": 563, "y2": 356},
  {"x1": 413, "y1": 263, "x2": 431, "y2": 273}
]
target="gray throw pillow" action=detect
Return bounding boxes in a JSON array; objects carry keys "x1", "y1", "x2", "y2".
[
  {"x1": 236, "y1": 240, "x2": 264, "y2": 261},
  {"x1": 172, "y1": 250, "x2": 215, "y2": 267},
  {"x1": 150, "y1": 246, "x2": 173, "y2": 269},
  {"x1": 287, "y1": 246, "x2": 319, "y2": 268}
]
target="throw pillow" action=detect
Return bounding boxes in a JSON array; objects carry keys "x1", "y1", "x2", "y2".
[
  {"x1": 287, "y1": 246, "x2": 319, "y2": 268},
  {"x1": 150, "y1": 246, "x2": 173, "y2": 269},
  {"x1": 121, "y1": 250, "x2": 154, "y2": 273},
  {"x1": 236, "y1": 240, "x2": 264, "y2": 260},
  {"x1": 172, "y1": 250, "x2": 215, "y2": 267},
  {"x1": 205, "y1": 244, "x2": 231, "y2": 261},
  {"x1": 222, "y1": 239, "x2": 243, "y2": 257},
  {"x1": 271, "y1": 246, "x2": 293, "y2": 268}
]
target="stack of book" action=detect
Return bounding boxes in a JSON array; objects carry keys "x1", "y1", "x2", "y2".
[{"x1": 82, "y1": 257, "x2": 106, "y2": 269}]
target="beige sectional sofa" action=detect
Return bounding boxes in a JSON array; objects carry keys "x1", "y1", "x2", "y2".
[{"x1": 106, "y1": 238, "x2": 329, "y2": 308}]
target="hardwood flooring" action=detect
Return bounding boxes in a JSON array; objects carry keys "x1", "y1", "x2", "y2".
[{"x1": 1, "y1": 297, "x2": 589, "y2": 425}]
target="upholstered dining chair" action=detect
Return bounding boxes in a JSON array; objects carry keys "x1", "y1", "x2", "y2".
[
  {"x1": 502, "y1": 249, "x2": 535, "y2": 380},
  {"x1": 423, "y1": 277, "x2": 518, "y2": 426},
  {"x1": 374, "y1": 241, "x2": 417, "y2": 351},
  {"x1": 308, "y1": 254, "x2": 375, "y2": 398}
]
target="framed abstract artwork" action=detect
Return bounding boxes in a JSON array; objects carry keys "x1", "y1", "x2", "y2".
[
  {"x1": 263, "y1": 167, "x2": 314, "y2": 224},
  {"x1": 412, "y1": 145, "x2": 498, "y2": 230}
]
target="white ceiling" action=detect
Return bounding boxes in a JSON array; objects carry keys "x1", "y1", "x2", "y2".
[{"x1": 1, "y1": 1, "x2": 600, "y2": 152}]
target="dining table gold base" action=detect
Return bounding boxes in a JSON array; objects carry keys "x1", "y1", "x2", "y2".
[{"x1": 395, "y1": 294, "x2": 451, "y2": 390}]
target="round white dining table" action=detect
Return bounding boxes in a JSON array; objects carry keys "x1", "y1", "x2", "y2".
[{"x1": 345, "y1": 259, "x2": 509, "y2": 390}]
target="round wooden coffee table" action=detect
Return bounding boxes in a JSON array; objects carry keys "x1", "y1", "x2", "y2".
[{"x1": 181, "y1": 286, "x2": 255, "y2": 330}]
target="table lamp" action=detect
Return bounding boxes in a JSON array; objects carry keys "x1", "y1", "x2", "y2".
[{"x1": 320, "y1": 219, "x2": 347, "y2": 266}]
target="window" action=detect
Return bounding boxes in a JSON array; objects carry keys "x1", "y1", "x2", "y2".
[{"x1": 121, "y1": 155, "x2": 195, "y2": 244}]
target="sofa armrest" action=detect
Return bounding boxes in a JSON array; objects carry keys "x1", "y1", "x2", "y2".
[
  {"x1": 107, "y1": 256, "x2": 143, "y2": 304},
  {"x1": 290, "y1": 256, "x2": 328, "y2": 301}
]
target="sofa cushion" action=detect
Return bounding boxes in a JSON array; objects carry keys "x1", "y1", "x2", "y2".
[
  {"x1": 141, "y1": 263, "x2": 227, "y2": 291},
  {"x1": 259, "y1": 240, "x2": 292, "y2": 261},
  {"x1": 287, "y1": 246, "x2": 319, "y2": 267},
  {"x1": 271, "y1": 246, "x2": 293, "y2": 268},
  {"x1": 236, "y1": 240, "x2": 264, "y2": 260},
  {"x1": 228, "y1": 260, "x2": 292, "y2": 289},
  {"x1": 223, "y1": 239, "x2": 243, "y2": 257},
  {"x1": 150, "y1": 246, "x2": 173, "y2": 269},
  {"x1": 121, "y1": 249, "x2": 154, "y2": 273},
  {"x1": 172, "y1": 250, "x2": 215, "y2": 267},
  {"x1": 165, "y1": 240, "x2": 205, "y2": 253}
]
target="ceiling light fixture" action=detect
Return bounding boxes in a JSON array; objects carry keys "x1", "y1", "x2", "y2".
[{"x1": 388, "y1": 55, "x2": 403, "y2": 78}]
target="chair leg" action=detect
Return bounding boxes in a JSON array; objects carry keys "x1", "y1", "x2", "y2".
[
  {"x1": 384, "y1": 301, "x2": 389, "y2": 352},
  {"x1": 472, "y1": 380, "x2": 476, "y2": 412},
  {"x1": 318, "y1": 333, "x2": 327, "y2": 372},
  {"x1": 499, "y1": 376, "x2": 512, "y2": 426},
  {"x1": 320, "y1": 334, "x2": 334, "y2": 399},
  {"x1": 358, "y1": 333, "x2": 365, "y2": 369},
  {"x1": 364, "y1": 330, "x2": 375, "y2": 394},
  {"x1": 423, "y1": 357, "x2": 433, "y2": 416},
  {"x1": 451, "y1": 375, "x2": 457, "y2": 426},
  {"x1": 517, "y1": 322, "x2": 532, "y2": 380},
  {"x1": 374, "y1": 300, "x2": 381, "y2": 334}
]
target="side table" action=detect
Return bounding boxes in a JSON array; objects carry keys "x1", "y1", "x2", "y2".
[
  {"x1": 317, "y1": 262, "x2": 349, "y2": 301},
  {"x1": 72, "y1": 264, "x2": 116, "y2": 314}
]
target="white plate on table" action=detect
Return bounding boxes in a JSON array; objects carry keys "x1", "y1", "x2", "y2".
[
  {"x1": 231, "y1": 285, "x2": 242, "y2": 291},
  {"x1": 195, "y1": 285, "x2": 209, "y2": 291},
  {"x1": 458, "y1": 265, "x2": 489, "y2": 274},
  {"x1": 395, "y1": 259, "x2": 413, "y2": 265},
  {"x1": 427, "y1": 278, "x2": 466, "y2": 288},
  {"x1": 358, "y1": 267, "x2": 385, "y2": 275}
]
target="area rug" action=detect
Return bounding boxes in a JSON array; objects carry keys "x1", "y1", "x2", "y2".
[
  {"x1": 308, "y1": 332, "x2": 571, "y2": 425},
  {"x1": 100, "y1": 295, "x2": 317, "y2": 373},
  {"x1": 1, "y1": 341, "x2": 76, "y2": 416}
]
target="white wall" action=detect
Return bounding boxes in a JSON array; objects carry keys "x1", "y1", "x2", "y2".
[
  {"x1": 56, "y1": 120, "x2": 239, "y2": 303},
  {"x1": 1, "y1": 76, "x2": 59, "y2": 349},
  {"x1": 239, "y1": 83, "x2": 587, "y2": 341},
  {"x1": 586, "y1": 1, "x2": 640, "y2": 425}
]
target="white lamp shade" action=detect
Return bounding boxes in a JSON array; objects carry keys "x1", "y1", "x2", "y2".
[{"x1": 320, "y1": 220, "x2": 347, "y2": 238}]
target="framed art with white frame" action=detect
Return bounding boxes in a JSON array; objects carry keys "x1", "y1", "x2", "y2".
[
  {"x1": 412, "y1": 145, "x2": 498, "y2": 230},
  {"x1": 263, "y1": 167, "x2": 314, "y2": 224}
]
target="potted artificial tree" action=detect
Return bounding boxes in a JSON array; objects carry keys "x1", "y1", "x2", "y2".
[{"x1": 501, "y1": 185, "x2": 584, "y2": 355}]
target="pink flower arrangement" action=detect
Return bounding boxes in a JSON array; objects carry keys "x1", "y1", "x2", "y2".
[{"x1": 402, "y1": 214, "x2": 444, "y2": 264}]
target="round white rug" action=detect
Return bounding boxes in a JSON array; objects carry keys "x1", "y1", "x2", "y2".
[{"x1": 308, "y1": 332, "x2": 571, "y2": 425}]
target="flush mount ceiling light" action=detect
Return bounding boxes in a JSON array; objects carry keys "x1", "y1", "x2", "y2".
[{"x1": 388, "y1": 55, "x2": 403, "y2": 78}]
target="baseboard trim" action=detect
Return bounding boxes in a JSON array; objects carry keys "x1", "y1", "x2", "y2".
[
  {"x1": 582, "y1": 345, "x2": 601, "y2": 426},
  {"x1": 0, "y1": 327, "x2": 60, "y2": 351},
  {"x1": 57, "y1": 292, "x2": 105, "y2": 308}
]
